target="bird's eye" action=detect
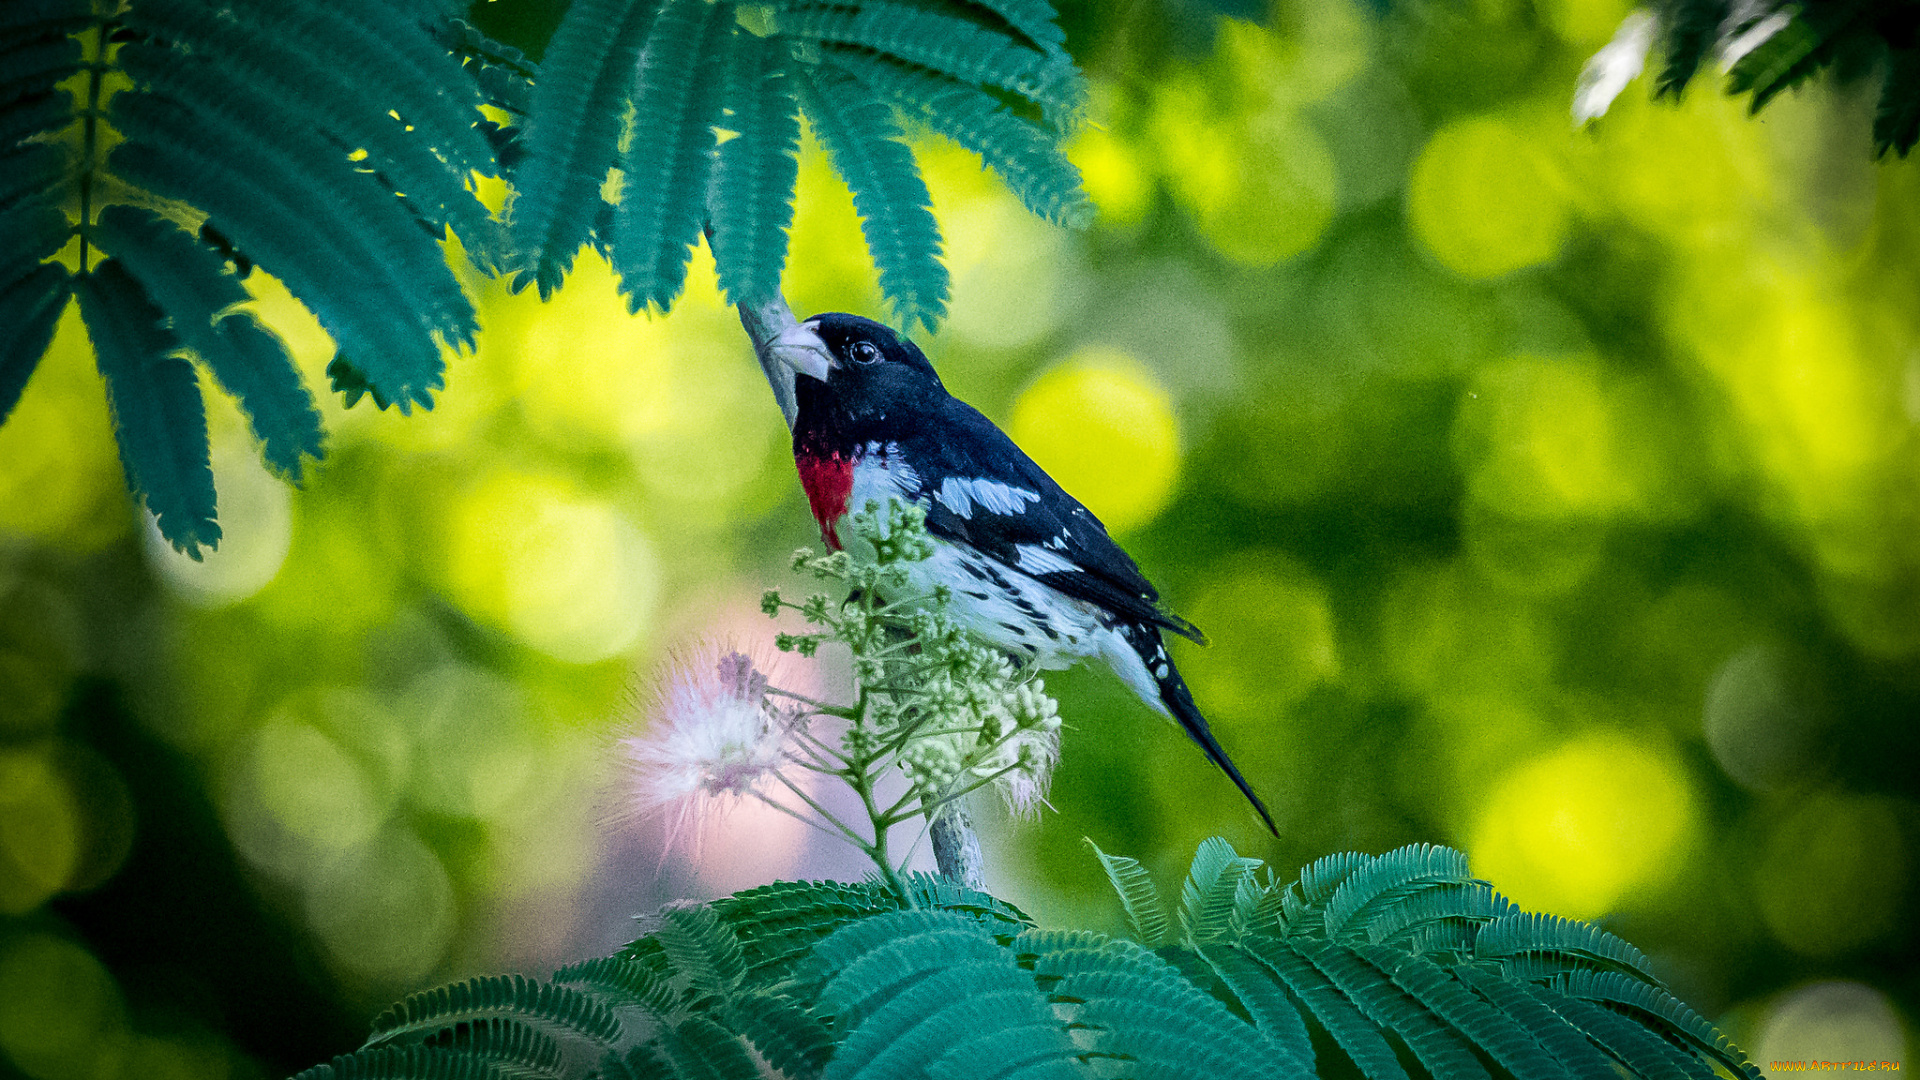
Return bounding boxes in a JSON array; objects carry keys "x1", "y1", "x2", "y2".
[{"x1": 849, "y1": 341, "x2": 881, "y2": 365}]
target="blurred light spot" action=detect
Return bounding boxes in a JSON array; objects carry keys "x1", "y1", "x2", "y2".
[
  {"x1": 1536, "y1": 0, "x2": 1636, "y2": 46},
  {"x1": 0, "y1": 934, "x2": 129, "y2": 1080},
  {"x1": 405, "y1": 665, "x2": 538, "y2": 821},
  {"x1": 506, "y1": 250, "x2": 783, "y2": 524},
  {"x1": 1008, "y1": 349, "x2": 1179, "y2": 533},
  {"x1": 145, "y1": 438, "x2": 292, "y2": 606},
  {"x1": 1380, "y1": 562, "x2": 1556, "y2": 699},
  {"x1": 1704, "y1": 644, "x2": 1828, "y2": 791},
  {"x1": 1461, "y1": 500, "x2": 1608, "y2": 598},
  {"x1": 1235, "y1": 0, "x2": 1371, "y2": 105},
  {"x1": 1184, "y1": 552, "x2": 1339, "y2": 713},
  {"x1": 1408, "y1": 113, "x2": 1569, "y2": 278},
  {"x1": 1757, "y1": 982, "x2": 1908, "y2": 1075},
  {"x1": 1455, "y1": 355, "x2": 1688, "y2": 522},
  {"x1": 1470, "y1": 733, "x2": 1697, "y2": 919},
  {"x1": 1077, "y1": 262, "x2": 1243, "y2": 401},
  {"x1": 122, "y1": 1034, "x2": 234, "y2": 1080},
  {"x1": 1219, "y1": 387, "x2": 1354, "y2": 508},
  {"x1": 1590, "y1": 89, "x2": 1771, "y2": 240},
  {"x1": 0, "y1": 746, "x2": 78, "y2": 914},
  {"x1": 1755, "y1": 794, "x2": 1905, "y2": 957},
  {"x1": 251, "y1": 508, "x2": 404, "y2": 643},
  {"x1": 50, "y1": 741, "x2": 135, "y2": 895},
  {"x1": 1423, "y1": 694, "x2": 1552, "y2": 818},
  {"x1": 251, "y1": 716, "x2": 385, "y2": 854},
  {"x1": 938, "y1": 189, "x2": 1069, "y2": 351},
  {"x1": 1068, "y1": 122, "x2": 1151, "y2": 228},
  {"x1": 0, "y1": 652, "x2": 67, "y2": 738},
  {"x1": 1154, "y1": 74, "x2": 1338, "y2": 266},
  {"x1": 441, "y1": 470, "x2": 658, "y2": 664},
  {"x1": 305, "y1": 827, "x2": 456, "y2": 985},
  {"x1": 0, "y1": 304, "x2": 129, "y2": 552},
  {"x1": 1308, "y1": 223, "x2": 1494, "y2": 379}
]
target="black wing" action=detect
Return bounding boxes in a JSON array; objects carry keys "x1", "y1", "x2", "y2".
[{"x1": 896, "y1": 396, "x2": 1205, "y2": 644}]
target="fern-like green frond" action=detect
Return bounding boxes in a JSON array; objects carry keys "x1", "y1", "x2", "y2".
[
  {"x1": 709, "y1": 34, "x2": 801, "y2": 307},
  {"x1": 1180, "y1": 836, "x2": 1265, "y2": 945},
  {"x1": 106, "y1": 79, "x2": 462, "y2": 413},
  {"x1": 91, "y1": 205, "x2": 324, "y2": 480},
  {"x1": 952, "y1": 0, "x2": 1070, "y2": 56},
  {"x1": 1026, "y1": 934, "x2": 1287, "y2": 1080},
  {"x1": 926, "y1": 1022, "x2": 1083, "y2": 1080},
  {"x1": 1360, "y1": 882, "x2": 1515, "y2": 949},
  {"x1": 291, "y1": 1044, "x2": 518, "y2": 1080},
  {"x1": 1301, "y1": 938, "x2": 1492, "y2": 1080},
  {"x1": 903, "y1": 872, "x2": 1032, "y2": 931},
  {"x1": 1531, "y1": 991, "x2": 1715, "y2": 1080},
  {"x1": 1281, "y1": 850, "x2": 1369, "y2": 927},
  {"x1": 1243, "y1": 937, "x2": 1412, "y2": 1080},
  {"x1": 1359, "y1": 944, "x2": 1572, "y2": 1080},
  {"x1": 0, "y1": 263, "x2": 69, "y2": 425},
  {"x1": 1723, "y1": 10, "x2": 1835, "y2": 112},
  {"x1": 653, "y1": 1013, "x2": 763, "y2": 1080},
  {"x1": 421, "y1": 1017, "x2": 566, "y2": 1079},
  {"x1": 607, "y1": 0, "x2": 728, "y2": 313},
  {"x1": 724, "y1": 989, "x2": 836, "y2": 1079},
  {"x1": 367, "y1": 974, "x2": 623, "y2": 1049},
  {"x1": 1549, "y1": 969, "x2": 1761, "y2": 1080},
  {"x1": 0, "y1": 4, "x2": 86, "y2": 111},
  {"x1": 822, "y1": 966, "x2": 1064, "y2": 1080},
  {"x1": 551, "y1": 955, "x2": 681, "y2": 1017},
  {"x1": 658, "y1": 903, "x2": 750, "y2": 998},
  {"x1": 1196, "y1": 944, "x2": 1316, "y2": 1073},
  {"x1": 1088, "y1": 839, "x2": 1169, "y2": 946},
  {"x1": 825, "y1": 48, "x2": 1091, "y2": 226},
  {"x1": 794, "y1": 61, "x2": 947, "y2": 332},
  {"x1": 1653, "y1": 0, "x2": 1729, "y2": 96},
  {"x1": 1473, "y1": 912, "x2": 1659, "y2": 983},
  {"x1": 775, "y1": 1, "x2": 1084, "y2": 130},
  {"x1": 700, "y1": 878, "x2": 904, "y2": 981},
  {"x1": 75, "y1": 261, "x2": 220, "y2": 557},
  {"x1": 1321, "y1": 844, "x2": 1473, "y2": 940},
  {"x1": 814, "y1": 918, "x2": 1009, "y2": 1027},
  {"x1": 119, "y1": 1, "x2": 508, "y2": 273},
  {"x1": 1875, "y1": 47, "x2": 1920, "y2": 156},
  {"x1": 1452, "y1": 967, "x2": 1624, "y2": 1080},
  {"x1": 507, "y1": 0, "x2": 654, "y2": 297}
]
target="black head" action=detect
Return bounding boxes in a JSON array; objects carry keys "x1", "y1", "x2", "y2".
[{"x1": 790, "y1": 313, "x2": 947, "y2": 434}]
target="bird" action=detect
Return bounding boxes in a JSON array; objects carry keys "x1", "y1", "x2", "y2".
[{"x1": 767, "y1": 311, "x2": 1277, "y2": 835}]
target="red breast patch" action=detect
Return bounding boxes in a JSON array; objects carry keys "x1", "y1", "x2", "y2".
[{"x1": 796, "y1": 451, "x2": 853, "y2": 550}]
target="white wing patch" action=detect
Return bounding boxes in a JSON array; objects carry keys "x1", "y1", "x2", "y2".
[
  {"x1": 1014, "y1": 543, "x2": 1078, "y2": 577},
  {"x1": 936, "y1": 476, "x2": 1040, "y2": 520}
]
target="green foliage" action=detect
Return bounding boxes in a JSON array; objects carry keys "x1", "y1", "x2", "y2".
[
  {"x1": 0, "y1": 0, "x2": 1087, "y2": 553},
  {"x1": 512, "y1": 0, "x2": 1088, "y2": 319},
  {"x1": 293, "y1": 844, "x2": 1760, "y2": 1080},
  {"x1": 1, "y1": 0, "x2": 495, "y2": 555},
  {"x1": 1648, "y1": 0, "x2": 1920, "y2": 155}
]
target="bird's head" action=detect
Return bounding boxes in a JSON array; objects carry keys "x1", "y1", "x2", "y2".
[{"x1": 770, "y1": 313, "x2": 947, "y2": 428}]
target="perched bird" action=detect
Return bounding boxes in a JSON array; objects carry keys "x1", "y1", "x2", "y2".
[{"x1": 769, "y1": 312, "x2": 1276, "y2": 835}]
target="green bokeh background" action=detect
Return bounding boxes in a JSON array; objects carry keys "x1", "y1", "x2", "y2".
[{"x1": 2, "y1": 0, "x2": 1917, "y2": 1077}]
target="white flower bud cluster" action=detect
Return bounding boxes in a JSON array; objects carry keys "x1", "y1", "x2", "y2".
[{"x1": 763, "y1": 497, "x2": 1066, "y2": 815}]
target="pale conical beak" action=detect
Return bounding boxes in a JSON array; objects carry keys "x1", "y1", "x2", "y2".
[{"x1": 767, "y1": 321, "x2": 835, "y2": 383}]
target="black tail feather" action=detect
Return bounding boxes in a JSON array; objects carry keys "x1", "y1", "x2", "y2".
[
  {"x1": 1120, "y1": 624, "x2": 1277, "y2": 836},
  {"x1": 1163, "y1": 672, "x2": 1279, "y2": 836}
]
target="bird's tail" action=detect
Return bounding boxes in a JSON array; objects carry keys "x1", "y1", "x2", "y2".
[{"x1": 1114, "y1": 623, "x2": 1278, "y2": 836}]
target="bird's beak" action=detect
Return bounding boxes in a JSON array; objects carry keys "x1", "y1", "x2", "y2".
[{"x1": 766, "y1": 321, "x2": 835, "y2": 383}]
